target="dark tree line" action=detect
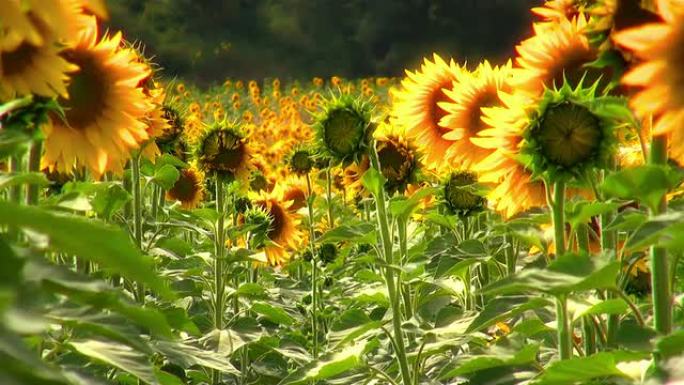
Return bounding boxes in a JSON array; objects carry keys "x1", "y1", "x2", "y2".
[{"x1": 108, "y1": 0, "x2": 541, "y2": 84}]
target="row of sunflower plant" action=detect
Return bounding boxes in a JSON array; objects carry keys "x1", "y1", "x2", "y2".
[{"x1": 1, "y1": 0, "x2": 684, "y2": 384}]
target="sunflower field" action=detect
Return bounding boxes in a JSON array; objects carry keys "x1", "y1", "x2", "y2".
[{"x1": 3, "y1": 0, "x2": 684, "y2": 384}]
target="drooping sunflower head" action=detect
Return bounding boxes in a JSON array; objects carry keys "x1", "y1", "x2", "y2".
[
  {"x1": 156, "y1": 104, "x2": 185, "y2": 149},
  {"x1": 440, "y1": 60, "x2": 514, "y2": 168},
  {"x1": 250, "y1": 187, "x2": 304, "y2": 267},
  {"x1": 287, "y1": 145, "x2": 316, "y2": 175},
  {"x1": 442, "y1": 170, "x2": 486, "y2": 216},
  {"x1": 588, "y1": 0, "x2": 660, "y2": 34},
  {"x1": 522, "y1": 79, "x2": 618, "y2": 180},
  {"x1": 391, "y1": 53, "x2": 463, "y2": 166},
  {"x1": 313, "y1": 93, "x2": 373, "y2": 165},
  {"x1": 249, "y1": 169, "x2": 274, "y2": 193},
  {"x1": 166, "y1": 166, "x2": 205, "y2": 209},
  {"x1": 373, "y1": 122, "x2": 420, "y2": 194},
  {"x1": 243, "y1": 205, "x2": 273, "y2": 250},
  {"x1": 512, "y1": 14, "x2": 603, "y2": 97},
  {"x1": 41, "y1": 16, "x2": 153, "y2": 177},
  {"x1": 281, "y1": 176, "x2": 309, "y2": 213},
  {"x1": 194, "y1": 122, "x2": 252, "y2": 184},
  {"x1": 613, "y1": 0, "x2": 684, "y2": 163}
]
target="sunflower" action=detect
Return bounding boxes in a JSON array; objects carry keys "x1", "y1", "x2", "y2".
[
  {"x1": 0, "y1": 0, "x2": 81, "y2": 100},
  {"x1": 532, "y1": 0, "x2": 583, "y2": 23},
  {"x1": 391, "y1": 54, "x2": 462, "y2": 167},
  {"x1": 588, "y1": 0, "x2": 659, "y2": 34},
  {"x1": 166, "y1": 166, "x2": 205, "y2": 209},
  {"x1": 373, "y1": 121, "x2": 420, "y2": 194},
  {"x1": 440, "y1": 60, "x2": 513, "y2": 168},
  {"x1": 41, "y1": 17, "x2": 153, "y2": 177},
  {"x1": 512, "y1": 15, "x2": 601, "y2": 97},
  {"x1": 250, "y1": 186, "x2": 304, "y2": 266},
  {"x1": 281, "y1": 176, "x2": 309, "y2": 213},
  {"x1": 287, "y1": 146, "x2": 315, "y2": 176},
  {"x1": 313, "y1": 93, "x2": 373, "y2": 165},
  {"x1": 473, "y1": 92, "x2": 549, "y2": 218},
  {"x1": 613, "y1": 0, "x2": 684, "y2": 164},
  {"x1": 442, "y1": 170, "x2": 486, "y2": 216},
  {"x1": 194, "y1": 122, "x2": 253, "y2": 185}
]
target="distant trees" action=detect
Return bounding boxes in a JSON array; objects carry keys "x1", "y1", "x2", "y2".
[{"x1": 108, "y1": 0, "x2": 539, "y2": 84}]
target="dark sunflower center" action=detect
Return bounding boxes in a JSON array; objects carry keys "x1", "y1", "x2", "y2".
[
  {"x1": 1, "y1": 42, "x2": 40, "y2": 77},
  {"x1": 537, "y1": 102, "x2": 602, "y2": 168},
  {"x1": 429, "y1": 81, "x2": 452, "y2": 134},
  {"x1": 613, "y1": 0, "x2": 660, "y2": 31},
  {"x1": 158, "y1": 106, "x2": 184, "y2": 144},
  {"x1": 468, "y1": 89, "x2": 500, "y2": 133},
  {"x1": 168, "y1": 169, "x2": 200, "y2": 202},
  {"x1": 377, "y1": 139, "x2": 413, "y2": 185},
  {"x1": 203, "y1": 130, "x2": 247, "y2": 172},
  {"x1": 445, "y1": 171, "x2": 483, "y2": 212},
  {"x1": 547, "y1": 47, "x2": 597, "y2": 90},
  {"x1": 291, "y1": 150, "x2": 313, "y2": 173},
  {"x1": 323, "y1": 109, "x2": 365, "y2": 157},
  {"x1": 284, "y1": 188, "x2": 306, "y2": 211},
  {"x1": 59, "y1": 50, "x2": 109, "y2": 130},
  {"x1": 267, "y1": 203, "x2": 286, "y2": 241}
]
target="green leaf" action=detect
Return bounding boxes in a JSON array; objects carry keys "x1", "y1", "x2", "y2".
[
  {"x1": 565, "y1": 201, "x2": 619, "y2": 230},
  {"x1": 318, "y1": 221, "x2": 376, "y2": 244},
  {"x1": 361, "y1": 167, "x2": 385, "y2": 197},
  {"x1": 389, "y1": 186, "x2": 437, "y2": 220},
  {"x1": 530, "y1": 351, "x2": 649, "y2": 385},
  {"x1": 69, "y1": 339, "x2": 160, "y2": 385},
  {"x1": 251, "y1": 302, "x2": 295, "y2": 326},
  {"x1": 440, "y1": 344, "x2": 540, "y2": 379},
  {"x1": 625, "y1": 212, "x2": 684, "y2": 252},
  {"x1": 575, "y1": 298, "x2": 628, "y2": 319},
  {"x1": 482, "y1": 253, "x2": 619, "y2": 296},
  {"x1": 0, "y1": 172, "x2": 49, "y2": 191},
  {"x1": 152, "y1": 340, "x2": 241, "y2": 374},
  {"x1": 0, "y1": 201, "x2": 173, "y2": 299},
  {"x1": 602, "y1": 165, "x2": 681, "y2": 212},
  {"x1": 328, "y1": 309, "x2": 382, "y2": 349},
  {"x1": 236, "y1": 283, "x2": 268, "y2": 299},
  {"x1": 656, "y1": 329, "x2": 684, "y2": 358},
  {"x1": 152, "y1": 164, "x2": 181, "y2": 190},
  {"x1": 278, "y1": 342, "x2": 366, "y2": 385},
  {"x1": 467, "y1": 296, "x2": 552, "y2": 333},
  {"x1": 0, "y1": 329, "x2": 69, "y2": 385}
]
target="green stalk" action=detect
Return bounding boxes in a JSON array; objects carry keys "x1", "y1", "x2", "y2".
[
  {"x1": 369, "y1": 147, "x2": 412, "y2": 385},
  {"x1": 504, "y1": 232, "x2": 516, "y2": 276},
  {"x1": 576, "y1": 223, "x2": 590, "y2": 254},
  {"x1": 577, "y1": 223, "x2": 596, "y2": 355},
  {"x1": 325, "y1": 168, "x2": 334, "y2": 229},
  {"x1": 550, "y1": 180, "x2": 566, "y2": 257},
  {"x1": 212, "y1": 174, "x2": 226, "y2": 385},
  {"x1": 649, "y1": 136, "x2": 672, "y2": 337},
  {"x1": 26, "y1": 140, "x2": 42, "y2": 205},
  {"x1": 556, "y1": 294, "x2": 573, "y2": 360},
  {"x1": 131, "y1": 153, "x2": 145, "y2": 303},
  {"x1": 397, "y1": 218, "x2": 412, "y2": 319},
  {"x1": 305, "y1": 174, "x2": 319, "y2": 358},
  {"x1": 549, "y1": 180, "x2": 572, "y2": 359},
  {"x1": 599, "y1": 161, "x2": 620, "y2": 347}
]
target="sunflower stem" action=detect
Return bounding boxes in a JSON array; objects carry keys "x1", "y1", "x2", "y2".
[
  {"x1": 556, "y1": 294, "x2": 573, "y2": 360},
  {"x1": 504, "y1": 232, "x2": 516, "y2": 276},
  {"x1": 576, "y1": 223, "x2": 590, "y2": 254},
  {"x1": 599, "y1": 164, "x2": 620, "y2": 348},
  {"x1": 325, "y1": 168, "x2": 334, "y2": 229},
  {"x1": 305, "y1": 173, "x2": 319, "y2": 359},
  {"x1": 26, "y1": 140, "x2": 42, "y2": 205},
  {"x1": 212, "y1": 174, "x2": 226, "y2": 385},
  {"x1": 131, "y1": 153, "x2": 145, "y2": 304},
  {"x1": 649, "y1": 136, "x2": 672, "y2": 340},
  {"x1": 369, "y1": 145, "x2": 412, "y2": 385},
  {"x1": 550, "y1": 180, "x2": 566, "y2": 257},
  {"x1": 397, "y1": 218, "x2": 412, "y2": 319}
]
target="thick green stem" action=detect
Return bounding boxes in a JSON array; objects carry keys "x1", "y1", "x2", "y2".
[
  {"x1": 577, "y1": 223, "x2": 590, "y2": 254},
  {"x1": 369, "y1": 147, "x2": 412, "y2": 385},
  {"x1": 582, "y1": 317, "x2": 596, "y2": 355},
  {"x1": 305, "y1": 174, "x2": 319, "y2": 358},
  {"x1": 26, "y1": 140, "x2": 42, "y2": 205},
  {"x1": 504, "y1": 233, "x2": 516, "y2": 276},
  {"x1": 556, "y1": 295, "x2": 572, "y2": 360},
  {"x1": 213, "y1": 175, "x2": 226, "y2": 385},
  {"x1": 550, "y1": 180, "x2": 566, "y2": 257},
  {"x1": 397, "y1": 218, "x2": 412, "y2": 319},
  {"x1": 649, "y1": 136, "x2": 672, "y2": 337},
  {"x1": 131, "y1": 154, "x2": 145, "y2": 303}
]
